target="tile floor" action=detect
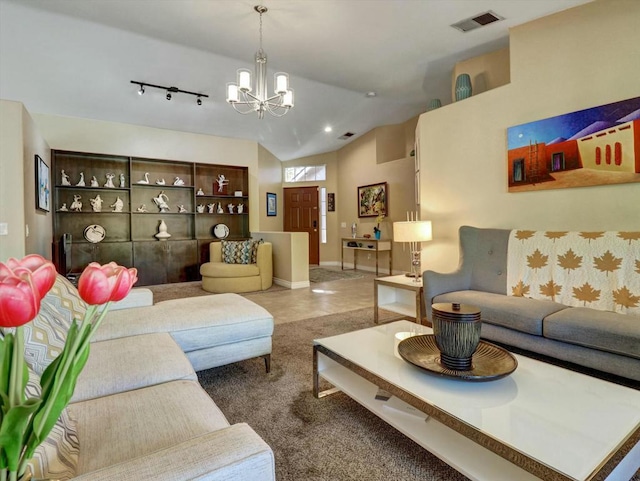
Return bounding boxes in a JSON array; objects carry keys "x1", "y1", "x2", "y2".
[{"x1": 243, "y1": 267, "x2": 379, "y2": 325}]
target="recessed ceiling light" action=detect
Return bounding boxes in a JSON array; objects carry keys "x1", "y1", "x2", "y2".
[
  {"x1": 365, "y1": 91, "x2": 377, "y2": 98},
  {"x1": 324, "y1": 126, "x2": 333, "y2": 133}
]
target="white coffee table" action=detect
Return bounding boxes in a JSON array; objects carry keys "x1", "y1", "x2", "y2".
[{"x1": 313, "y1": 320, "x2": 640, "y2": 481}]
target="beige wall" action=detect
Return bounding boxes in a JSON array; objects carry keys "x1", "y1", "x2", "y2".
[
  {"x1": 418, "y1": 0, "x2": 640, "y2": 274},
  {"x1": 257, "y1": 144, "x2": 283, "y2": 232},
  {"x1": 0, "y1": 100, "x2": 27, "y2": 260},
  {"x1": 281, "y1": 150, "x2": 340, "y2": 265},
  {"x1": 252, "y1": 231, "x2": 309, "y2": 288},
  {"x1": 32, "y1": 114, "x2": 262, "y2": 232},
  {"x1": 452, "y1": 47, "x2": 510, "y2": 101},
  {"x1": 337, "y1": 129, "x2": 416, "y2": 274}
]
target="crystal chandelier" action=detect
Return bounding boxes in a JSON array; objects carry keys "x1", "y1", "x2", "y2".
[{"x1": 226, "y1": 5, "x2": 294, "y2": 119}]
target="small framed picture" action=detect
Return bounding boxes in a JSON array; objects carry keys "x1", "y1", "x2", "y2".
[
  {"x1": 266, "y1": 192, "x2": 277, "y2": 216},
  {"x1": 36, "y1": 155, "x2": 50, "y2": 212},
  {"x1": 327, "y1": 193, "x2": 335, "y2": 212}
]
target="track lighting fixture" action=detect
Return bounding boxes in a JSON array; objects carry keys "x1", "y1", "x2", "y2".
[{"x1": 130, "y1": 81, "x2": 208, "y2": 104}]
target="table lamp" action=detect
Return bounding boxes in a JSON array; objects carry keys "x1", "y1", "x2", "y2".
[{"x1": 393, "y1": 217, "x2": 432, "y2": 282}]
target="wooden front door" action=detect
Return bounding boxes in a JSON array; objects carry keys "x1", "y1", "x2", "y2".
[{"x1": 284, "y1": 186, "x2": 319, "y2": 265}]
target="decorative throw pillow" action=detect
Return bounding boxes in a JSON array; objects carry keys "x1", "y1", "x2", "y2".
[
  {"x1": 222, "y1": 240, "x2": 261, "y2": 264},
  {"x1": 22, "y1": 301, "x2": 70, "y2": 375},
  {"x1": 25, "y1": 368, "x2": 80, "y2": 481}
]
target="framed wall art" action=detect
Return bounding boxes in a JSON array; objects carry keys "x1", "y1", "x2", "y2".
[
  {"x1": 36, "y1": 155, "x2": 50, "y2": 212},
  {"x1": 266, "y1": 192, "x2": 277, "y2": 216},
  {"x1": 327, "y1": 192, "x2": 335, "y2": 212},
  {"x1": 358, "y1": 182, "x2": 387, "y2": 217}
]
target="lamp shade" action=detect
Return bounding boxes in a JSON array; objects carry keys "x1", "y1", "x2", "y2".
[{"x1": 393, "y1": 220, "x2": 432, "y2": 243}]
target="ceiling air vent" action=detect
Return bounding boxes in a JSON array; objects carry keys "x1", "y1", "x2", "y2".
[
  {"x1": 338, "y1": 132, "x2": 355, "y2": 140},
  {"x1": 451, "y1": 11, "x2": 503, "y2": 33}
]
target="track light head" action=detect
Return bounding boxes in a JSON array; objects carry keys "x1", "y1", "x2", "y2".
[
  {"x1": 166, "y1": 92, "x2": 172, "y2": 101},
  {"x1": 138, "y1": 85, "x2": 145, "y2": 95},
  {"x1": 197, "y1": 97, "x2": 202, "y2": 106}
]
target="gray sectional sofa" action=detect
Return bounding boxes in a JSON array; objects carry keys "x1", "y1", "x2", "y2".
[
  {"x1": 423, "y1": 226, "x2": 640, "y2": 383},
  {"x1": 19, "y1": 275, "x2": 276, "y2": 481}
]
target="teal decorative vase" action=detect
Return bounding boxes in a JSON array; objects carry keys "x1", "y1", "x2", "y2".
[
  {"x1": 374, "y1": 230, "x2": 381, "y2": 240},
  {"x1": 455, "y1": 74, "x2": 472, "y2": 101},
  {"x1": 427, "y1": 99, "x2": 442, "y2": 111}
]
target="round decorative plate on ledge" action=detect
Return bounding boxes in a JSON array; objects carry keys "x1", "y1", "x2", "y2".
[
  {"x1": 83, "y1": 224, "x2": 106, "y2": 243},
  {"x1": 398, "y1": 335, "x2": 517, "y2": 382},
  {"x1": 213, "y1": 223, "x2": 229, "y2": 239}
]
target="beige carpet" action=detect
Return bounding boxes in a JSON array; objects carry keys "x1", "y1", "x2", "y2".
[
  {"x1": 198, "y1": 307, "x2": 470, "y2": 481},
  {"x1": 146, "y1": 280, "x2": 287, "y2": 303},
  {"x1": 309, "y1": 267, "x2": 364, "y2": 283}
]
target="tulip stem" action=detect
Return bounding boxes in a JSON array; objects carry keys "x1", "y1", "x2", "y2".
[{"x1": 9, "y1": 328, "x2": 24, "y2": 407}]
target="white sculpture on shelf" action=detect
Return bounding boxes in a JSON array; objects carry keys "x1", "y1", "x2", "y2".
[
  {"x1": 105, "y1": 173, "x2": 116, "y2": 188},
  {"x1": 227, "y1": 203, "x2": 235, "y2": 214},
  {"x1": 137, "y1": 204, "x2": 148, "y2": 213},
  {"x1": 152, "y1": 191, "x2": 170, "y2": 212},
  {"x1": 90, "y1": 194, "x2": 103, "y2": 212},
  {"x1": 155, "y1": 220, "x2": 171, "y2": 241},
  {"x1": 237, "y1": 203, "x2": 244, "y2": 214},
  {"x1": 70, "y1": 195, "x2": 82, "y2": 212},
  {"x1": 196, "y1": 204, "x2": 205, "y2": 213},
  {"x1": 58, "y1": 203, "x2": 68, "y2": 212},
  {"x1": 173, "y1": 177, "x2": 185, "y2": 186},
  {"x1": 207, "y1": 203, "x2": 215, "y2": 214},
  {"x1": 90, "y1": 176, "x2": 99, "y2": 187},
  {"x1": 216, "y1": 174, "x2": 229, "y2": 193},
  {"x1": 177, "y1": 204, "x2": 187, "y2": 213},
  {"x1": 76, "y1": 172, "x2": 85, "y2": 187},
  {"x1": 196, "y1": 188, "x2": 204, "y2": 196},
  {"x1": 137, "y1": 173, "x2": 150, "y2": 184},
  {"x1": 111, "y1": 196, "x2": 124, "y2": 212},
  {"x1": 61, "y1": 170, "x2": 71, "y2": 186},
  {"x1": 156, "y1": 178, "x2": 165, "y2": 185},
  {"x1": 217, "y1": 202, "x2": 224, "y2": 214}
]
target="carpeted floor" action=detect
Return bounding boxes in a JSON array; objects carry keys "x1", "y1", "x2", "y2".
[
  {"x1": 146, "y1": 280, "x2": 287, "y2": 303},
  {"x1": 197, "y1": 307, "x2": 470, "y2": 481},
  {"x1": 309, "y1": 267, "x2": 364, "y2": 283}
]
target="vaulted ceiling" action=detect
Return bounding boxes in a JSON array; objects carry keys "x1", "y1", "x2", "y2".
[{"x1": 0, "y1": 0, "x2": 592, "y2": 160}]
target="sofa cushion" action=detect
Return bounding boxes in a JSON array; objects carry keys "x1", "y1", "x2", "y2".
[
  {"x1": 222, "y1": 239, "x2": 261, "y2": 264},
  {"x1": 200, "y1": 261, "x2": 260, "y2": 278},
  {"x1": 70, "y1": 380, "x2": 230, "y2": 475},
  {"x1": 94, "y1": 293, "x2": 274, "y2": 352},
  {"x1": 434, "y1": 290, "x2": 568, "y2": 336},
  {"x1": 25, "y1": 368, "x2": 79, "y2": 481},
  {"x1": 22, "y1": 301, "x2": 70, "y2": 375},
  {"x1": 71, "y1": 332, "x2": 197, "y2": 403},
  {"x1": 544, "y1": 307, "x2": 640, "y2": 359}
]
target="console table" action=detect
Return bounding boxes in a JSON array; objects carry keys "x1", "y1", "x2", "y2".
[{"x1": 341, "y1": 237, "x2": 392, "y2": 276}]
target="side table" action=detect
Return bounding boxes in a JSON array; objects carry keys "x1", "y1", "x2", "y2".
[{"x1": 374, "y1": 274, "x2": 426, "y2": 325}]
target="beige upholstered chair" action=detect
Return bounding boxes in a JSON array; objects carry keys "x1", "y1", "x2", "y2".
[{"x1": 200, "y1": 241, "x2": 273, "y2": 293}]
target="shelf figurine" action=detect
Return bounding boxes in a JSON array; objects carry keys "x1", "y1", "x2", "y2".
[
  {"x1": 136, "y1": 204, "x2": 148, "y2": 213},
  {"x1": 156, "y1": 178, "x2": 166, "y2": 185},
  {"x1": 70, "y1": 195, "x2": 82, "y2": 211},
  {"x1": 177, "y1": 204, "x2": 187, "y2": 213},
  {"x1": 237, "y1": 203, "x2": 244, "y2": 214},
  {"x1": 58, "y1": 203, "x2": 68, "y2": 212},
  {"x1": 173, "y1": 177, "x2": 185, "y2": 186},
  {"x1": 152, "y1": 191, "x2": 170, "y2": 212},
  {"x1": 196, "y1": 188, "x2": 205, "y2": 196},
  {"x1": 90, "y1": 194, "x2": 103, "y2": 212},
  {"x1": 227, "y1": 203, "x2": 235, "y2": 214},
  {"x1": 155, "y1": 220, "x2": 171, "y2": 241},
  {"x1": 137, "y1": 173, "x2": 150, "y2": 184},
  {"x1": 196, "y1": 204, "x2": 205, "y2": 213},
  {"x1": 61, "y1": 170, "x2": 71, "y2": 186},
  {"x1": 119, "y1": 173, "x2": 126, "y2": 188},
  {"x1": 90, "y1": 176, "x2": 99, "y2": 187},
  {"x1": 105, "y1": 173, "x2": 116, "y2": 188},
  {"x1": 76, "y1": 172, "x2": 85, "y2": 187},
  {"x1": 111, "y1": 196, "x2": 124, "y2": 212},
  {"x1": 216, "y1": 174, "x2": 229, "y2": 193},
  {"x1": 217, "y1": 202, "x2": 224, "y2": 214},
  {"x1": 207, "y1": 203, "x2": 215, "y2": 213}
]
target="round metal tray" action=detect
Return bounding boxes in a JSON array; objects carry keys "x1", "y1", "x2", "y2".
[{"x1": 398, "y1": 334, "x2": 518, "y2": 382}]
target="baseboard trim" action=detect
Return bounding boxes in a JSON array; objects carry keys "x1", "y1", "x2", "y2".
[{"x1": 274, "y1": 278, "x2": 310, "y2": 289}]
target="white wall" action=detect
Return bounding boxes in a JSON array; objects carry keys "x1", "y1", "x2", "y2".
[
  {"x1": 418, "y1": 0, "x2": 640, "y2": 273},
  {"x1": 32, "y1": 114, "x2": 261, "y2": 231}
]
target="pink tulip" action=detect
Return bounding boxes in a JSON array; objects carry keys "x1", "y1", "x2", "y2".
[
  {"x1": 77, "y1": 262, "x2": 138, "y2": 305},
  {"x1": 0, "y1": 266, "x2": 40, "y2": 328},
  {"x1": 5, "y1": 254, "x2": 56, "y2": 299}
]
